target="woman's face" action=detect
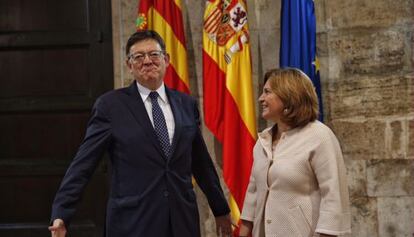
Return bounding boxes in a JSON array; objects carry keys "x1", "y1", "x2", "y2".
[{"x1": 258, "y1": 80, "x2": 285, "y2": 122}]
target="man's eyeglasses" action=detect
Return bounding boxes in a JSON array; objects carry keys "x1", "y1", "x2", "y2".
[{"x1": 128, "y1": 50, "x2": 165, "y2": 64}]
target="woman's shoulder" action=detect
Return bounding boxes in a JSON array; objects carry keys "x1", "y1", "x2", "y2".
[{"x1": 301, "y1": 120, "x2": 338, "y2": 141}]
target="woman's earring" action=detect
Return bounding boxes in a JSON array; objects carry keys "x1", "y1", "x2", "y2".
[{"x1": 283, "y1": 108, "x2": 288, "y2": 114}]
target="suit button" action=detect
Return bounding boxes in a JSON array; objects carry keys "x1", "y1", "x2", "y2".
[
  {"x1": 163, "y1": 190, "x2": 169, "y2": 197},
  {"x1": 266, "y1": 219, "x2": 272, "y2": 224}
]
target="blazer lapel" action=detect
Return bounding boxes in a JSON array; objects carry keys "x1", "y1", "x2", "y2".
[
  {"x1": 118, "y1": 82, "x2": 166, "y2": 160},
  {"x1": 166, "y1": 88, "x2": 182, "y2": 160}
]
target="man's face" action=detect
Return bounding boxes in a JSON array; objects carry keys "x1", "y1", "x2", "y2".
[{"x1": 126, "y1": 39, "x2": 169, "y2": 90}]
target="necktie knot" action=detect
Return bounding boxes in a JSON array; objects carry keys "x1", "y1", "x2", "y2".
[{"x1": 149, "y1": 91, "x2": 159, "y2": 101}]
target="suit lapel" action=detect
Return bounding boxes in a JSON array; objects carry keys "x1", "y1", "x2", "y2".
[
  {"x1": 166, "y1": 87, "x2": 182, "y2": 160},
  {"x1": 118, "y1": 82, "x2": 166, "y2": 160}
]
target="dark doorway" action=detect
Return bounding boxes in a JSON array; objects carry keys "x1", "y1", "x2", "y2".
[{"x1": 0, "y1": 0, "x2": 113, "y2": 236}]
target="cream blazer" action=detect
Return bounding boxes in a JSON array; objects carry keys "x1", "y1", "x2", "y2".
[{"x1": 241, "y1": 121, "x2": 351, "y2": 237}]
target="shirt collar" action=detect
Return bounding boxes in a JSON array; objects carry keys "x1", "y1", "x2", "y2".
[
  {"x1": 136, "y1": 81, "x2": 168, "y2": 104},
  {"x1": 258, "y1": 123, "x2": 300, "y2": 141}
]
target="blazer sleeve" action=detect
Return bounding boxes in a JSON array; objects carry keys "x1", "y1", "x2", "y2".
[
  {"x1": 240, "y1": 169, "x2": 257, "y2": 222},
  {"x1": 311, "y1": 129, "x2": 351, "y2": 235},
  {"x1": 190, "y1": 101, "x2": 230, "y2": 217},
  {"x1": 51, "y1": 97, "x2": 112, "y2": 226}
]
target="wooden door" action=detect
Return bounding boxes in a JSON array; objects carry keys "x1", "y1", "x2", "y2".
[{"x1": 0, "y1": 0, "x2": 113, "y2": 236}]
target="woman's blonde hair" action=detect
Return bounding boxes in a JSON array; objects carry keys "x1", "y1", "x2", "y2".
[{"x1": 264, "y1": 68, "x2": 319, "y2": 128}]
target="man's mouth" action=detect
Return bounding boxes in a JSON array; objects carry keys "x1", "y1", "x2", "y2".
[{"x1": 142, "y1": 67, "x2": 157, "y2": 73}]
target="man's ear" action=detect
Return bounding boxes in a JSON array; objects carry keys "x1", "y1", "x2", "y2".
[
  {"x1": 164, "y1": 53, "x2": 170, "y2": 66},
  {"x1": 126, "y1": 58, "x2": 133, "y2": 72}
]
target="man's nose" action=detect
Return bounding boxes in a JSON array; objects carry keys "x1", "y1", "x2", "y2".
[{"x1": 142, "y1": 54, "x2": 152, "y2": 64}]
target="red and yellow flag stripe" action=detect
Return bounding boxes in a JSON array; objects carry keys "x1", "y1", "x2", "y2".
[
  {"x1": 202, "y1": 0, "x2": 257, "y2": 229},
  {"x1": 137, "y1": 0, "x2": 190, "y2": 93}
]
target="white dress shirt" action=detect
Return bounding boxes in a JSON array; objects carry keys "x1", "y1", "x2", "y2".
[{"x1": 136, "y1": 81, "x2": 175, "y2": 145}]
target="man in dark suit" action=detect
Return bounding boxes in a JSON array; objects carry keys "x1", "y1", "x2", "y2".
[{"x1": 49, "y1": 30, "x2": 232, "y2": 237}]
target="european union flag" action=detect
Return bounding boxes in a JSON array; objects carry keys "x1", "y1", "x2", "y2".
[{"x1": 279, "y1": 0, "x2": 323, "y2": 121}]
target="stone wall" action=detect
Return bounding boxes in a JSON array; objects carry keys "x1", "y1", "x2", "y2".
[
  {"x1": 321, "y1": 0, "x2": 414, "y2": 236},
  {"x1": 111, "y1": 0, "x2": 414, "y2": 236}
]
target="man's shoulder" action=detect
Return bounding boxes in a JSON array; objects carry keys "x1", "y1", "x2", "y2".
[
  {"x1": 93, "y1": 87, "x2": 132, "y2": 110},
  {"x1": 98, "y1": 87, "x2": 130, "y2": 100},
  {"x1": 167, "y1": 88, "x2": 196, "y2": 103}
]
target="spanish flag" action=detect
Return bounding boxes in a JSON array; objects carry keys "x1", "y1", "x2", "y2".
[
  {"x1": 137, "y1": 0, "x2": 190, "y2": 94},
  {"x1": 202, "y1": 0, "x2": 257, "y2": 231}
]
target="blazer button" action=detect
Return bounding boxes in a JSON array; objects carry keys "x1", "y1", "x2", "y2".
[
  {"x1": 163, "y1": 190, "x2": 169, "y2": 197},
  {"x1": 266, "y1": 219, "x2": 272, "y2": 224}
]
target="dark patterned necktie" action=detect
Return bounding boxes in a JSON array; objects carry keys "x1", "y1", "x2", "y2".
[{"x1": 149, "y1": 91, "x2": 171, "y2": 158}]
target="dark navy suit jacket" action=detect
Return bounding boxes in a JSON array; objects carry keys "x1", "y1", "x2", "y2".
[{"x1": 51, "y1": 82, "x2": 230, "y2": 237}]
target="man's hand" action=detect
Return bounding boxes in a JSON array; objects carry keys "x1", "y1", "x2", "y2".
[
  {"x1": 48, "y1": 219, "x2": 67, "y2": 237},
  {"x1": 215, "y1": 214, "x2": 233, "y2": 236},
  {"x1": 239, "y1": 219, "x2": 253, "y2": 237}
]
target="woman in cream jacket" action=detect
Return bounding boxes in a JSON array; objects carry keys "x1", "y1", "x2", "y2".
[{"x1": 239, "y1": 68, "x2": 351, "y2": 237}]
